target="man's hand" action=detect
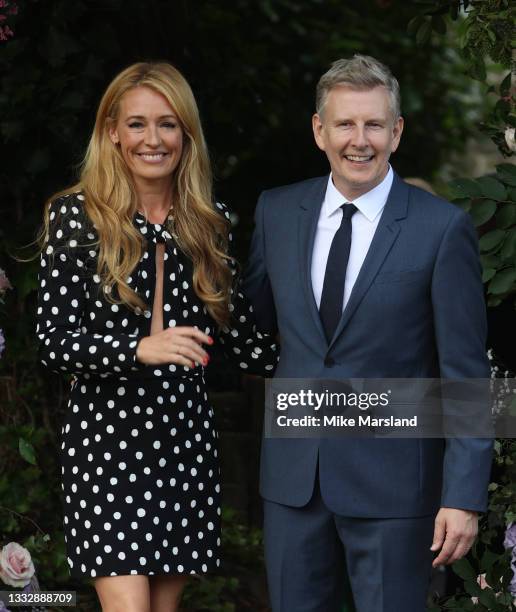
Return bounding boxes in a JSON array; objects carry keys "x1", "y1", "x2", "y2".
[{"x1": 431, "y1": 507, "x2": 478, "y2": 568}]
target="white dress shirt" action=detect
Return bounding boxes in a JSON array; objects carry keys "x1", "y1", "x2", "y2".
[{"x1": 311, "y1": 166, "x2": 394, "y2": 310}]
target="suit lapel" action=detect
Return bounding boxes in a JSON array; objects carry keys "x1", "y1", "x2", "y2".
[
  {"x1": 328, "y1": 173, "x2": 410, "y2": 349},
  {"x1": 298, "y1": 176, "x2": 328, "y2": 344}
]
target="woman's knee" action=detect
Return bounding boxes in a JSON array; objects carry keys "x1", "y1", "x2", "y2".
[{"x1": 93, "y1": 574, "x2": 150, "y2": 612}]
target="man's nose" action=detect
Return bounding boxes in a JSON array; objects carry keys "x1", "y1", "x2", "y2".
[{"x1": 351, "y1": 126, "x2": 368, "y2": 148}]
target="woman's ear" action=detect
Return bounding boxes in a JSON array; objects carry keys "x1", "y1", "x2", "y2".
[{"x1": 108, "y1": 122, "x2": 120, "y2": 145}]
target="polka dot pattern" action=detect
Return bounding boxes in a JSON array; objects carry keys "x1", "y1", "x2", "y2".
[{"x1": 36, "y1": 193, "x2": 279, "y2": 578}]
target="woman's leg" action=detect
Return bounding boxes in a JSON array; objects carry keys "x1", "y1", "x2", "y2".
[
  {"x1": 93, "y1": 575, "x2": 151, "y2": 612},
  {"x1": 149, "y1": 575, "x2": 189, "y2": 612}
]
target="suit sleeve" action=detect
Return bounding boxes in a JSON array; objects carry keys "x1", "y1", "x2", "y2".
[
  {"x1": 431, "y1": 209, "x2": 493, "y2": 512},
  {"x1": 242, "y1": 192, "x2": 278, "y2": 334},
  {"x1": 36, "y1": 195, "x2": 142, "y2": 378}
]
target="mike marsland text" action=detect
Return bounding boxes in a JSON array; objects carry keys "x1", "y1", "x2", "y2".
[{"x1": 276, "y1": 415, "x2": 418, "y2": 427}]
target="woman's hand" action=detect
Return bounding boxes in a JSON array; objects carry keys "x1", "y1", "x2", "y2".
[{"x1": 136, "y1": 326, "x2": 213, "y2": 367}]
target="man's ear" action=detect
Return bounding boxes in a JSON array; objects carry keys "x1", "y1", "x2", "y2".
[
  {"x1": 312, "y1": 113, "x2": 326, "y2": 152},
  {"x1": 390, "y1": 116, "x2": 404, "y2": 153}
]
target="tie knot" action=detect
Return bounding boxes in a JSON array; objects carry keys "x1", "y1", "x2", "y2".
[{"x1": 340, "y1": 203, "x2": 357, "y2": 220}]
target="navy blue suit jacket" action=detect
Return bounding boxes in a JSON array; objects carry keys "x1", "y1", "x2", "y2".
[{"x1": 244, "y1": 172, "x2": 492, "y2": 518}]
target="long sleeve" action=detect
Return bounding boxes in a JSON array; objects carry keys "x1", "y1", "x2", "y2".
[
  {"x1": 431, "y1": 208, "x2": 493, "y2": 512},
  {"x1": 36, "y1": 195, "x2": 142, "y2": 378},
  {"x1": 214, "y1": 202, "x2": 279, "y2": 376}
]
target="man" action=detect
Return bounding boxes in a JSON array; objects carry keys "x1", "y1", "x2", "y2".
[{"x1": 244, "y1": 55, "x2": 492, "y2": 612}]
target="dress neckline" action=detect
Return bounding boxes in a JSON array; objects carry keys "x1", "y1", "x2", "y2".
[{"x1": 134, "y1": 210, "x2": 173, "y2": 228}]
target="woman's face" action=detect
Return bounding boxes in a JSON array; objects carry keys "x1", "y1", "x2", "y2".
[{"x1": 108, "y1": 86, "x2": 184, "y2": 189}]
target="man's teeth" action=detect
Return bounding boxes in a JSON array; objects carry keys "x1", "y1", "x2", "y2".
[{"x1": 345, "y1": 155, "x2": 373, "y2": 161}]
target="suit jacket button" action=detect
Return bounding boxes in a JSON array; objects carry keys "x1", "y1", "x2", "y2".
[{"x1": 324, "y1": 357, "x2": 335, "y2": 367}]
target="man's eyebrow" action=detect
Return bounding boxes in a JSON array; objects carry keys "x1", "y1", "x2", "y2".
[{"x1": 332, "y1": 117, "x2": 387, "y2": 123}]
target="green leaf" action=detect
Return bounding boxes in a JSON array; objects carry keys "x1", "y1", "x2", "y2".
[
  {"x1": 496, "y1": 204, "x2": 516, "y2": 229},
  {"x1": 452, "y1": 557, "x2": 477, "y2": 580},
  {"x1": 478, "y1": 587, "x2": 501, "y2": 609},
  {"x1": 470, "y1": 199, "x2": 497, "y2": 226},
  {"x1": 488, "y1": 268, "x2": 516, "y2": 295},
  {"x1": 449, "y1": 178, "x2": 482, "y2": 198},
  {"x1": 432, "y1": 15, "x2": 447, "y2": 35},
  {"x1": 466, "y1": 57, "x2": 487, "y2": 82},
  {"x1": 416, "y1": 19, "x2": 433, "y2": 46},
  {"x1": 500, "y1": 230, "x2": 516, "y2": 261},
  {"x1": 500, "y1": 72, "x2": 512, "y2": 98},
  {"x1": 408, "y1": 16, "x2": 424, "y2": 36},
  {"x1": 481, "y1": 254, "x2": 500, "y2": 268},
  {"x1": 479, "y1": 229, "x2": 506, "y2": 251},
  {"x1": 477, "y1": 177, "x2": 507, "y2": 202},
  {"x1": 19, "y1": 438, "x2": 36, "y2": 465},
  {"x1": 464, "y1": 578, "x2": 482, "y2": 597},
  {"x1": 496, "y1": 163, "x2": 516, "y2": 188},
  {"x1": 480, "y1": 549, "x2": 504, "y2": 571},
  {"x1": 482, "y1": 268, "x2": 496, "y2": 282}
]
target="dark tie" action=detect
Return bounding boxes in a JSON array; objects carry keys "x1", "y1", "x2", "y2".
[{"x1": 319, "y1": 203, "x2": 358, "y2": 343}]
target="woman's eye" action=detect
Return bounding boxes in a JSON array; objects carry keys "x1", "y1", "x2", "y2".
[
  {"x1": 128, "y1": 122, "x2": 144, "y2": 129},
  {"x1": 162, "y1": 122, "x2": 177, "y2": 129}
]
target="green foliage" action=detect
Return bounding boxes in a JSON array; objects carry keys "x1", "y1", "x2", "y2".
[
  {"x1": 407, "y1": 3, "x2": 516, "y2": 611},
  {"x1": 408, "y1": 0, "x2": 515, "y2": 157},
  {"x1": 449, "y1": 165, "x2": 516, "y2": 308},
  {"x1": 181, "y1": 507, "x2": 265, "y2": 611}
]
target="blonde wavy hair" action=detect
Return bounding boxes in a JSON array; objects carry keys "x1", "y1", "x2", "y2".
[{"x1": 40, "y1": 62, "x2": 233, "y2": 327}]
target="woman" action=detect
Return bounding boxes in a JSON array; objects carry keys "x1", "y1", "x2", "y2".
[{"x1": 36, "y1": 62, "x2": 277, "y2": 612}]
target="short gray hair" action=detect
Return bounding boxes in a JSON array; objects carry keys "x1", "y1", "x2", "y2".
[{"x1": 316, "y1": 54, "x2": 401, "y2": 120}]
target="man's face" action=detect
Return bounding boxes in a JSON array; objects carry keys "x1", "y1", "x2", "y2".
[{"x1": 312, "y1": 85, "x2": 403, "y2": 200}]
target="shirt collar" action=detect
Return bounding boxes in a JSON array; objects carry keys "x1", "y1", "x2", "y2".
[{"x1": 323, "y1": 165, "x2": 394, "y2": 222}]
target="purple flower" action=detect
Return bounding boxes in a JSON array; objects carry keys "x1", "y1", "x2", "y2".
[
  {"x1": 504, "y1": 523, "x2": 516, "y2": 550},
  {"x1": 505, "y1": 524, "x2": 516, "y2": 596},
  {"x1": 0, "y1": 329, "x2": 4, "y2": 358}
]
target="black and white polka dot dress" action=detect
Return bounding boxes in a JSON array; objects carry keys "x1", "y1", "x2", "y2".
[{"x1": 36, "y1": 193, "x2": 278, "y2": 578}]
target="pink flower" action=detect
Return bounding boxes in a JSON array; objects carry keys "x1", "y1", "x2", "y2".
[
  {"x1": 505, "y1": 128, "x2": 516, "y2": 153},
  {"x1": 0, "y1": 26, "x2": 12, "y2": 41},
  {"x1": 0, "y1": 1, "x2": 7, "y2": 8},
  {"x1": 0, "y1": 543, "x2": 35, "y2": 588},
  {"x1": 0, "y1": 268, "x2": 11, "y2": 293},
  {"x1": 471, "y1": 574, "x2": 491, "y2": 604},
  {"x1": 0, "y1": 15, "x2": 6, "y2": 22}
]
